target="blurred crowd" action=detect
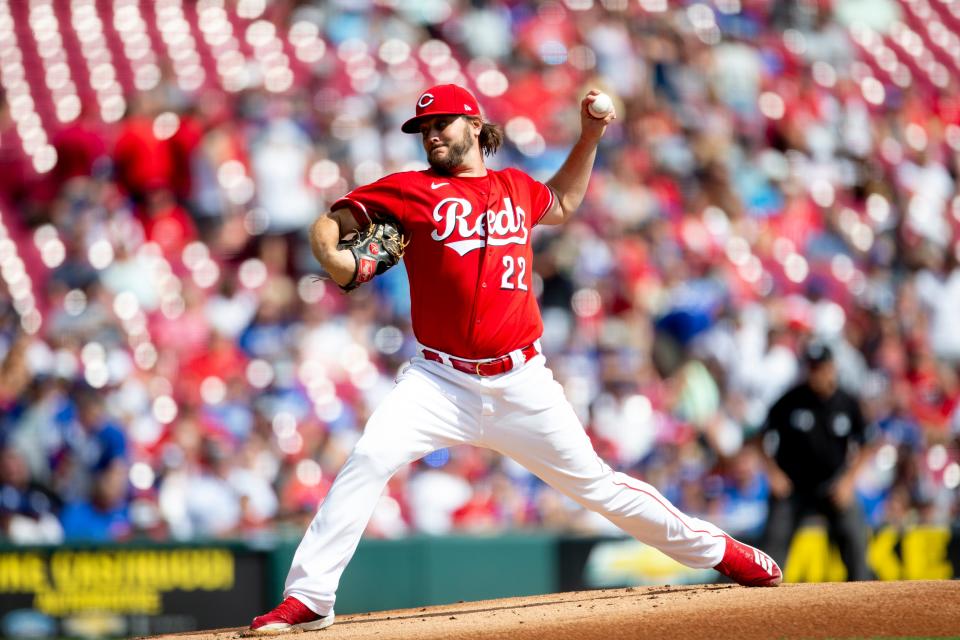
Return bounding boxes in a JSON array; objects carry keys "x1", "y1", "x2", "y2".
[{"x1": 1, "y1": 0, "x2": 959, "y2": 546}]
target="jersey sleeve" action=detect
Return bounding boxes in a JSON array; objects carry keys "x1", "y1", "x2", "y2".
[
  {"x1": 505, "y1": 168, "x2": 556, "y2": 226},
  {"x1": 848, "y1": 395, "x2": 868, "y2": 445},
  {"x1": 761, "y1": 393, "x2": 787, "y2": 435},
  {"x1": 330, "y1": 172, "x2": 408, "y2": 227}
]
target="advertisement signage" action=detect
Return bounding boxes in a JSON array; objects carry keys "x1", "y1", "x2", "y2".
[{"x1": 0, "y1": 545, "x2": 266, "y2": 638}]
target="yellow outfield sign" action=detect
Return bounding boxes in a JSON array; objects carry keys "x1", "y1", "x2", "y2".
[
  {"x1": 0, "y1": 548, "x2": 235, "y2": 615},
  {"x1": 583, "y1": 525, "x2": 956, "y2": 586},
  {"x1": 785, "y1": 526, "x2": 953, "y2": 582}
]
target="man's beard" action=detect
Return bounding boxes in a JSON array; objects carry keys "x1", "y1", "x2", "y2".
[{"x1": 427, "y1": 126, "x2": 473, "y2": 174}]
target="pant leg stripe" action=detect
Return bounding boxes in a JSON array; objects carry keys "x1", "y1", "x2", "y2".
[{"x1": 611, "y1": 477, "x2": 727, "y2": 540}]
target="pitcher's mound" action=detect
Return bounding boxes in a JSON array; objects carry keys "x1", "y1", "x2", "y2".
[{"x1": 151, "y1": 580, "x2": 959, "y2": 640}]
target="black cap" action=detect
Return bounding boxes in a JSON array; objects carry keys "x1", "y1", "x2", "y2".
[{"x1": 803, "y1": 341, "x2": 833, "y2": 367}]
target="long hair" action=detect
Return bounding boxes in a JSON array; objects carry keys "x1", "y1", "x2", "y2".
[{"x1": 478, "y1": 121, "x2": 503, "y2": 157}]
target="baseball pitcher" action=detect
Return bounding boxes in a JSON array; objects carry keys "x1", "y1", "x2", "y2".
[{"x1": 251, "y1": 84, "x2": 782, "y2": 633}]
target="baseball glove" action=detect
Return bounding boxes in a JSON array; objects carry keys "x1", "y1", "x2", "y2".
[{"x1": 337, "y1": 221, "x2": 407, "y2": 292}]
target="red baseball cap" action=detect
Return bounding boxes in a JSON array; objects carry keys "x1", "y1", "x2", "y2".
[{"x1": 401, "y1": 84, "x2": 483, "y2": 134}]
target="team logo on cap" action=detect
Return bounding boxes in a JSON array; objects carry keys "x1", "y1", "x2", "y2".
[{"x1": 418, "y1": 93, "x2": 434, "y2": 108}]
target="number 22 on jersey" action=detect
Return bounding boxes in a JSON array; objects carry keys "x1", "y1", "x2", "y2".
[{"x1": 500, "y1": 255, "x2": 528, "y2": 291}]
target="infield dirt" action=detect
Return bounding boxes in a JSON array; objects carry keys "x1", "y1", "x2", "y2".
[{"x1": 148, "y1": 580, "x2": 959, "y2": 639}]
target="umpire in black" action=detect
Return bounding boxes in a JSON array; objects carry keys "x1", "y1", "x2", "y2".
[{"x1": 759, "y1": 341, "x2": 874, "y2": 581}]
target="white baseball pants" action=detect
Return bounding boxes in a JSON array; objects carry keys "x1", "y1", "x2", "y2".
[{"x1": 284, "y1": 353, "x2": 727, "y2": 615}]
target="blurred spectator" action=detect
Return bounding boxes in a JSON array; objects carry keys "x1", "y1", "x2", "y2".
[
  {"x1": 139, "y1": 189, "x2": 198, "y2": 260},
  {"x1": 169, "y1": 104, "x2": 206, "y2": 205},
  {"x1": 60, "y1": 458, "x2": 132, "y2": 542},
  {"x1": 52, "y1": 385, "x2": 129, "y2": 503},
  {"x1": 718, "y1": 447, "x2": 769, "y2": 538},
  {"x1": 205, "y1": 273, "x2": 259, "y2": 340},
  {"x1": 250, "y1": 106, "x2": 318, "y2": 236},
  {"x1": 915, "y1": 250, "x2": 960, "y2": 365},
  {"x1": 0, "y1": 0, "x2": 959, "y2": 548},
  {"x1": 112, "y1": 92, "x2": 174, "y2": 203},
  {"x1": 0, "y1": 328, "x2": 30, "y2": 407},
  {"x1": 0, "y1": 443, "x2": 63, "y2": 544},
  {"x1": 50, "y1": 105, "x2": 109, "y2": 190}
]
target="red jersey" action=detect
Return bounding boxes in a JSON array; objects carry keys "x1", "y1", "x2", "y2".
[{"x1": 332, "y1": 168, "x2": 555, "y2": 359}]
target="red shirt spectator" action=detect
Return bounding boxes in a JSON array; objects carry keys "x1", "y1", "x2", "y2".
[
  {"x1": 51, "y1": 109, "x2": 109, "y2": 186},
  {"x1": 169, "y1": 109, "x2": 205, "y2": 201},
  {"x1": 139, "y1": 189, "x2": 197, "y2": 259},
  {"x1": 113, "y1": 113, "x2": 174, "y2": 199}
]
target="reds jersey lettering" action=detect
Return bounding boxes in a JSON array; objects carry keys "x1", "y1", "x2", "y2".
[
  {"x1": 430, "y1": 197, "x2": 528, "y2": 256},
  {"x1": 332, "y1": 168, "x2": 554, "y2": 359}
]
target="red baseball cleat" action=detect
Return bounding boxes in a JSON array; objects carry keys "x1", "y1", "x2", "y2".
[
  {"x1": 714, "y1": 535, "x2": 782, "y2": 587},
  {"x1": 250, "y1": 596, "x2": 334, "y2": 633}
]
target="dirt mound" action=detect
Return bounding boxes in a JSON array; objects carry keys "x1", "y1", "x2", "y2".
[{"x1": 154, "y1": 580, "x2": 959, "y2": 640}]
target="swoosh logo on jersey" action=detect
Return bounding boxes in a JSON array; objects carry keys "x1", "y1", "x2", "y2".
[
  {"x1": 445, "y1": 239, "x2": 486, "y2": 255},
  {"x1": 431, "y1": 182, "x2": 449, "y2": 189}
]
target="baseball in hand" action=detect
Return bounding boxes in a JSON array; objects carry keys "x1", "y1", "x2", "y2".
[{"x1": 587, "y1": 93, "x2": 613, "y2": 119}]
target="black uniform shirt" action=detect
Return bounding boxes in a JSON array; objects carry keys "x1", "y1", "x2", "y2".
[{"x1": 762, "y1": 382, "x2": 866, "y2": 495}]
